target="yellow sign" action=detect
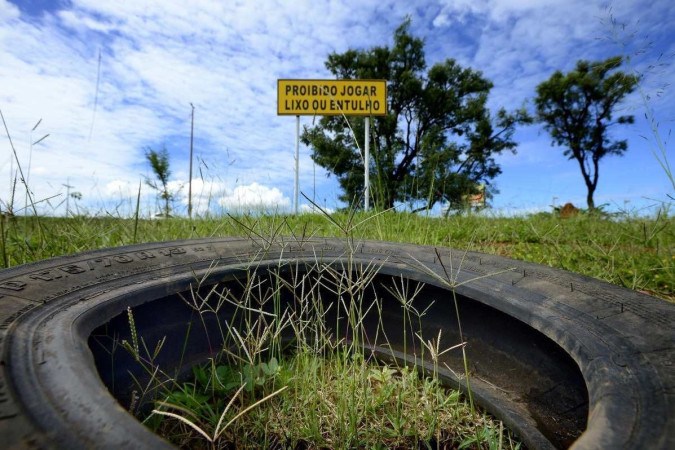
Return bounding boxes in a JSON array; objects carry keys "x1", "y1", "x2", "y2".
[{"x1": 277, "y1": 79, "x2": 387, "y2": 116}]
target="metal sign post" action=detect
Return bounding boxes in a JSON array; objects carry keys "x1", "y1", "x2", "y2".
[
  {"x1": 364, "y1": 116, "x2": 370, "y2": 211},
  {"x1": 188, "y1": 103, "x2": 194, "y2": 219},
  {"x1": 294, "y1": 115, "x2": 299, "y2": 214}
]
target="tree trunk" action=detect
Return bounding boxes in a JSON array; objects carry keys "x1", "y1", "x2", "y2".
[
  {"x1": 586, "y1": 189, "x2": 595, "y2": 210},
  {"x1": 573, "y1": 150, "x2": 597, "y2": 211}
]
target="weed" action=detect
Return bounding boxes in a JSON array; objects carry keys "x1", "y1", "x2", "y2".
[{"x1": 109, "y1": 217, "x2": 521, "y2": 448}]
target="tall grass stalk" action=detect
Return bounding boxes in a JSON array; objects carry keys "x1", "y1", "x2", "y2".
[
  {"x1": 604, "y1": 8, "x2": 674, "y2": 195},
  {"x1": 107, "y1": 213, "x2": 521, "y2": 448},
  {"x1": 133, "y1": 180, "x2": 142, "y2": 244},
  {"x1": 1, "y1": 109, "x2": 45, "y2": 242}
]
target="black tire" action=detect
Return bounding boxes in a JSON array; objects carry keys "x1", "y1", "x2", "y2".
[{"x1": 0, "y1": 237, "x2": 672, "y2": 449}]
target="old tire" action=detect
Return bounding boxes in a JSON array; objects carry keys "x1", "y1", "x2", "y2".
[{"x1": 0, "y1": 237, "x2": 673, "y2": 449}]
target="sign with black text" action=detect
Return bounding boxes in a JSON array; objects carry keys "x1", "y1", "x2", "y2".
[{"x1": 277, "y1": 79, "x2": 387, "y2": 116}]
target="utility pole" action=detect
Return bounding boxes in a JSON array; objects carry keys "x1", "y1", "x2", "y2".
[
  {"x1": 63, "y1": 178, "x2": 73, "y2": 217},
  {"x1": 294, "y1": 115, "x2": 299, "y2": 214},
  {"x1": 188, "y1": 103, "x2": 195, "y2": 219},
  {"x1": 364, "y1": 117, "x2": 370, "y2": 211}
]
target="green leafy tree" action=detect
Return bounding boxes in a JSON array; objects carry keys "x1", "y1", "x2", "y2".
[
  {"x1": 301, "y1": 20, "x2": 529, "y2": 211},
  {"x1": 534, "y1": 56, "x2": 638, "y2": 210},
  {"x1": 144, "y1": 147, "x2": 173, "y2": 217}
]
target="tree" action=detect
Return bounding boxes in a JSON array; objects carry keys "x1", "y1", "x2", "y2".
[
  {"x1": 144, "y1": 147, "x2": 173, "y2": 217},
  {"x1": 301, "y1": 20, "x2": 529, "y2": 211},
  {"x1": 534, "y1": 56, "x2": 638, "y2": 210}
]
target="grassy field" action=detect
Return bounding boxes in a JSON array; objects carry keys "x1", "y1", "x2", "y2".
[{"x1": 1, "y1": 210, "x2": 672, "y2": 301}]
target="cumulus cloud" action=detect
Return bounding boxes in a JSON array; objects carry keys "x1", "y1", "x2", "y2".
[
  {"x1": 217, "y1": 182, "x2": 290, "y2": 212},
  {"x1": 105, "y1": 179, "x2": 139, "y2": 197},
  {"x1": 0, "y1": 0, "x2": 19, "y2": 19},
  {"x1": 300, "y1": 203, "x2": 335, "y2": 215}
]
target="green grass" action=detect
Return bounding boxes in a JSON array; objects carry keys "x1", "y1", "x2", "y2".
[
  {"x1": 117, "y1": 247, "x2": 520, "y2": 449},
  {"x1": 149, "y1": 350, "x2": 515, "y2": 449},
  {"x1": 2, "y1": 211, "x2": 672, "y2": 300}
]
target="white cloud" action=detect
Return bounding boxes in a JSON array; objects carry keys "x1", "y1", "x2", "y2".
[
  {"x1": 58, "y1": 9, "x2": 117, "y2": 33},
  {"x1": 433, "y1": 0, "x2": 488, "y2": 25},
  {"x1": 300, "y1": 203, "x2": 334, "y2": 214},
  {"x1": 0, "y1": 0, "x2": 19, "y2": 20},
  {"x1": 217, "y1": 182, "x2": 290, "y2": 211},
  {"x1": 104, "y1": 179, "x2": 139, "y2": 197}
]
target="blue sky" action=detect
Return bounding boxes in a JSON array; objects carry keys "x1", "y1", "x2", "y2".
[{"x1": 1, "y1": 0, "x2": 673, "y2": 217}]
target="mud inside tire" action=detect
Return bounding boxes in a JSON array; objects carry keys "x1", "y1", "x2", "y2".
[{"x1": 1, "y1": 237, "x2": 673, "y2": 449}]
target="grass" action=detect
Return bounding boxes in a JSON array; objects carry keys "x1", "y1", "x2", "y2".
[
  {"x1": 149, "y1": 350, "x2": 512, "y2": 449},
  {"x1": 116, "y1": 243, "x2": 521, "y2": 449},
  {"x1": 1, "y1": 210, "x2": 673, "y2": 301}
]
